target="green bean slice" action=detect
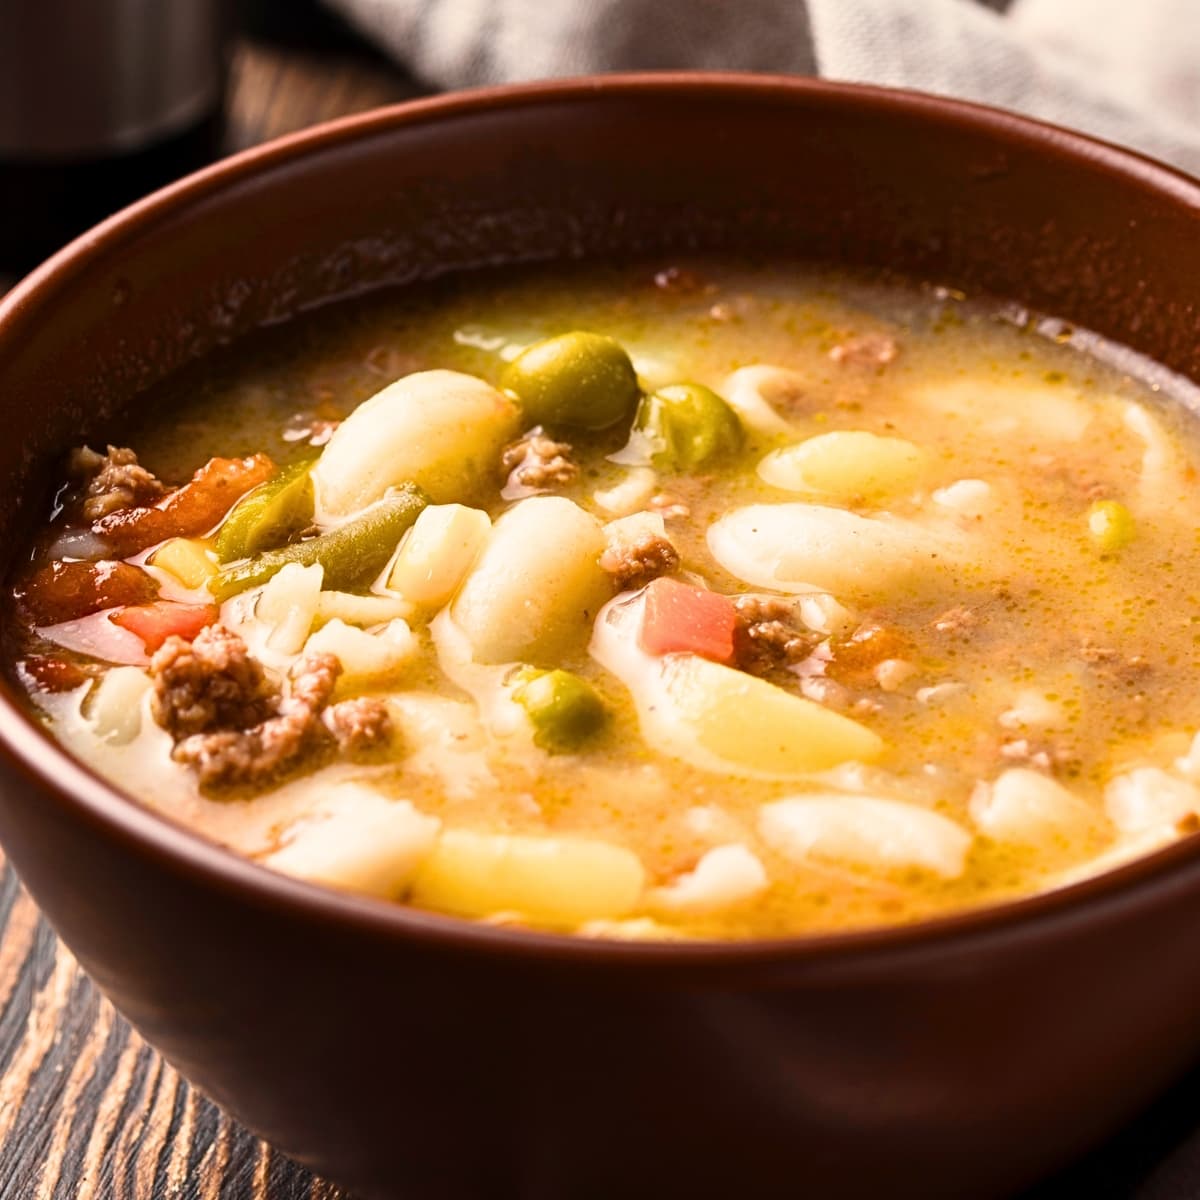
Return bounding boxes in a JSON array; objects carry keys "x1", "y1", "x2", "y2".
[
  {"x1": 209, "y1": 484, "x2": 428, "y2": 601},
  {"x1": 213, "y1": 454, "x2": 317, "y2": 563}
]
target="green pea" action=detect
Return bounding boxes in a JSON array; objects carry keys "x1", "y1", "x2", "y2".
[
  {"x1": 209, "y1": 484, "x2": 428, "y2": 600},
  {"x1": 214, "y1": 454, "x2": 317, "y2": 563},
  {"x1": 501, "y1": 331, "x2": 640, "y2": 430},
  {"x1": 512, "y1": 667, "x2": 606, "y2": 753},
  {"x1": 1087, "y1": 499, "x2": 1135, "y2": 553},
  {"x1": 633, "y1": 382, "x2": 743, "y2": 471}
]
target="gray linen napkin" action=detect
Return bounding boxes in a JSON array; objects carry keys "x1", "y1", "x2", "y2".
[{"x1": 324, "y1": 0, "x2": 1200, "y2": 177}]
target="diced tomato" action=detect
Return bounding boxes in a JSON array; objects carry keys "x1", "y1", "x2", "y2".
[
  {"x1": 638, "y1": 577, "x2": 737, "y2": 663},
  {"x1": 14, "y1": 560, "x2": 159, "y2": 627},
  {"x1": 93, "y1": 453, "x2": 274, "y2": 557},
  {"x1": 110, "y1": 601, "x2": 218, "y2": 653},
  {"x1": 17, "y1": 656, "x2": 93, "y2": 693}
]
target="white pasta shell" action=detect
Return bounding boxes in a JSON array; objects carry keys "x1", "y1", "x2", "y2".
[
  {"x1": 85, "y1": 666, "x2": 151, "y2": 744},
  {"x1": 593, "y1": 467, "x2": 659, "y2": 516},
  {"x1": 970, "y1": 768, "x2": 1103, "y2": 847},
  {"x1": 932, "y1": 479, "x2": 994, "y2": 519},
  {"x1": 312, "y1": 369, "x2": 520, "y2": 516},
  {"x1": 707, "y1": 503, "x2": 958, "y2": 598},
  {"x1": 758, "y1": 431, "x2": 927, "y2": 499},
  {"x1": 721, "y1": 365, "x2": 807, "y2": 436},
  {"x1": 257, "y1": 561, "x2": 324, "y2": 655},
  {"x1": 911, "y1": 378, "x2": 1095, "y2": 444},
  {"x1": 267, "y1": 784, "x2": 440, "y2": 898},
  {"x1": 451, "y1": 496, "x2": 610, "y2": 663},
  {"x1": 760, "y1": 794, "x2": 972, "y2": 879},
  {"x1": 1105, "y1": 767, "x2": 1200, "y2": 835},
  {"x1": 386, "y1": 503, "x2": 491, "y2": 608},
  {"x1": 1124, "y1": 401, "x2": 1193, "y2": 516}
]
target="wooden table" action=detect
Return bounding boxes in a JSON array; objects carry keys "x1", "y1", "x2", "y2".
[{"x1": 2, "y1": 25, "x2": 1199, "y2": 1200}]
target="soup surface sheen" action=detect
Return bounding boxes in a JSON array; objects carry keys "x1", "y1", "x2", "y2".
[{"x1": 10, "y1": 262, "x2": 1200, "y2": 940}]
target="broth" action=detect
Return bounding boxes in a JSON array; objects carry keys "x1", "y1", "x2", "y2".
[{"x1": 10, "y1": 260, "x2": 1200, "y2": 939}]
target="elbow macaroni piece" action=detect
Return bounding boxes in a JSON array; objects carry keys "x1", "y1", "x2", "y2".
[
  {"x1": 315, "y1": 591, "x2": 415, "y2": 627},
  {"x1": 267, "y1": 785, "x2": 440, "y2": 898},
  {"x1": 257, "y1": 562, "x2": 324, "y2": 655},
  {"x1": 303, "y1": 618, "x2": 414, "y2": 681},
  {"x1": 970, "y1": 768, "x2": 1104, "y2": 848},
  {"x1": 649, "y1": 844, "x2": 768, "y2": 915}
]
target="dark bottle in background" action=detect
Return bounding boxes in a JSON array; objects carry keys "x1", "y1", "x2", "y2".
[{"x1": 0, "y1": 1, "x2": 230, "y2": 278}]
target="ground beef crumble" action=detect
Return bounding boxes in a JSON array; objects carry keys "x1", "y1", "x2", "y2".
[
  {"x1": 1078, "y1": 641, "x2": 1152, "y2": 687},
  {"x1": 149, "y1": 626, "x2": 368, "y2": 788},
  {"x1": 647, "y1": 493, "x2": 690, "y2": 521},
  {"x1": 324, "y1": 696, "x2": 393, "y2": 754},
  {"x1": 502, "y1": 427, "x2": 578, "y2": 492},
  {"x1": 732, "y1": 595, "x2": 816, "y2": 673},
  {"x1": 600, "y1": 519, "x2": 680, "y2": 590},
  {"x1": 931, "y1": 605, "x2": 977, "y2": 636},
  {"x1": 652, "y1": 266, "x2": 715, "y2": 296},
  {"x1": 69, "y1": 445, "x2": 166, "y2": 520},
  {"x1": 999, "y1": 736, "x2": 1077, "y2": 773},
  {"x1": 150, "y1": 624, "x2": 277, "y2": 738},
  {"x1": 829, "y1": 333, "x2": 899, "y2": 367}
]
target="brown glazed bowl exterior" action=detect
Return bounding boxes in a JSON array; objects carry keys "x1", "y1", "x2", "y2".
[{"x1": 0, "y1": 75, "x2": 1199, "y2": 1200}]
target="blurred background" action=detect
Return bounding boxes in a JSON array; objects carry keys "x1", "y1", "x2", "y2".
[
  {"x1": 2, "y1": 0, "x2": 1198, "y2": 280},
  {"x1": 0, "y1": 0, "x2": 423, "y2": 278}
]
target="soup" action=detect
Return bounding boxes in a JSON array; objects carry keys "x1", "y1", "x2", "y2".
[{"x1": 8, "y1": 262, "x2": 1200, "y2": 940}]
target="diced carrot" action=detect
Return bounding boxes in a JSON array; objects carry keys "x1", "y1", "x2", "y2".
[
  {"x1": 110, "y1": 601, "x2": 218, "y2": 653},
  {"x1": 14, "y1": 560, "x2": 159, "y2": 627},
  {"x1": 93, "y1": 454, "x2": 274, "y2": 557},
  {"x1": 638, "y1": 577, "x2": 737, "y2": 663},
  {"x1": 826, "y1": 621, "x2": 911, "y2": 685}
]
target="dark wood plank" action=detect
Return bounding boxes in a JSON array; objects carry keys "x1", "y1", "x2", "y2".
[
  {"x1": 0, "y1": 844, "x2": 351, "y2": 1199},
  {"x1": 0, "y1": 34, "x2": 423, "y2": 1199},
  {"x1": 225, "y1": 39, "x2": 424, "y2": 153}
]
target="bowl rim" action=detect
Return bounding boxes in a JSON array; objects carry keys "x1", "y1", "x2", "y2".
[{"x1": 3, "y1": 70, "x2": 1200, "y2": 971}]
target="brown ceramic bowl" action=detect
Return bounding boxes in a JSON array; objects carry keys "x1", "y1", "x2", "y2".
[{"x1": 0, "y1": 74, "x2": 1199, "y2": 1200}]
